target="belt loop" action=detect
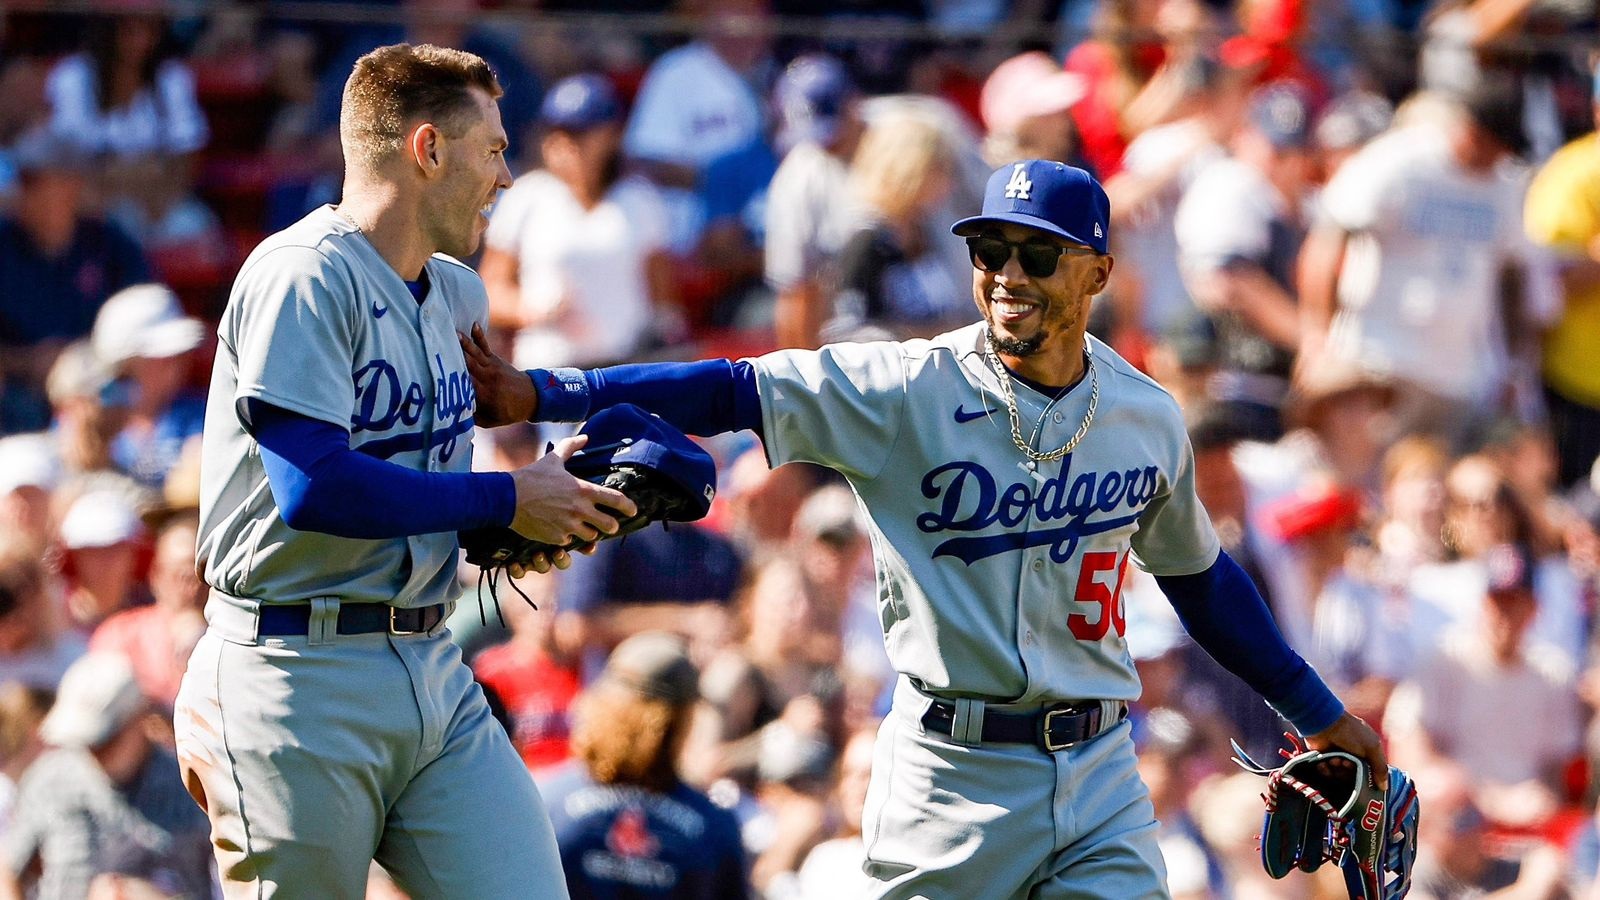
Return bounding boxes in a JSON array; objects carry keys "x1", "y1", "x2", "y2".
[
  {"x1": 308, "y1": 597, "x2": 338, "y2": 645},
  {"x1": 1099, "y1": 700, "x2": 1121, "y2": 735},
  {"x1": 951, "y1": 698, "x2": 986, "y2": 746}
]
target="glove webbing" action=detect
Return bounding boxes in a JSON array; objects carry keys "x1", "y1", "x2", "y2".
[{"x1": 1266, "y1": 769, "x2": 1356, "y2": 865}]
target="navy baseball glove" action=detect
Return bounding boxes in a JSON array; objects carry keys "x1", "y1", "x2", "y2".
[
  {"x1": 1232, "y1": 733, "x2": 1420, "y2": 900},
  {"x1": 459, "y1": 404, "x2": 716, "y2": 616}
]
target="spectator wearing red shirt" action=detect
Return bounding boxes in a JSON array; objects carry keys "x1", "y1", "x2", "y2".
[
  {"x1": 88, "y1": 513, "x2": 204, "y2": 710},
  {"x1": 1065, "y1": 0, "x2": 1216, "y2": 178},
  {"x1": 472, "y1": 593, "x2": 582, "y2": 772}
]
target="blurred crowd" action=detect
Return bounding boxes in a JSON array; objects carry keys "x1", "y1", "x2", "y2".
[{"x1": 0, "y1": 0, "x2": 1599, "y2": 897}]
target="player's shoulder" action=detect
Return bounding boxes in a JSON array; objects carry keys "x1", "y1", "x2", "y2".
[
  {"x1": 426, "y1": 252, "x2": 490, "y2": 314},
  {"x1": 426, "y1": 251, "x2": 483, "y2": 284},
  {"x1": 1090, "y1": 335, "x2": 1184, "y2": 419},
  {"x1": 234, "y1": 206, "x2": 357, "y2": 284}
]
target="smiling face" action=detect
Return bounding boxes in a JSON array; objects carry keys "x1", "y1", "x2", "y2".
[
  {"x1": 423, "y1": 87, "x2": 513, "y2": 259},
  {"x1": 969, "y1": 221, "x2": 1113, "y2": 374}
]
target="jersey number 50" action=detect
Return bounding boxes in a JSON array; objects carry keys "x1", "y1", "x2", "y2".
[{"x1": 1068, "y1": 551, "x2": 1130, "y2": 641}]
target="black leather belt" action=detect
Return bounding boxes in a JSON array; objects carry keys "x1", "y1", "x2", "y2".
[
  {"x1": 256, "y1": 602, "x2": 447, "y2": 637},
  {"x1": 922, "y1": 699, "x2": 1127, "y2": 752}
]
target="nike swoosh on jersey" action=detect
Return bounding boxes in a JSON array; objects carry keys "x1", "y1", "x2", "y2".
[
  {"x1": 953, "y1": 405, "x2": 988, "y2": 423},
  {"x1": 372, "y1": 302, "x2": 388, "y2": 319}
]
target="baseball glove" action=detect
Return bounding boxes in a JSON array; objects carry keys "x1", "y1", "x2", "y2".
[
  {"x1": 459, "y1": 404, "x2": 716, "y2": 619},
  {"x1": 1232, "y1": 733, "x2": 1420, "y2": 900}
]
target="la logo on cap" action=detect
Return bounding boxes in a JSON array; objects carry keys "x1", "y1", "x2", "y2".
[{"x1": 1004, "y1": 163, "x2": 1032, "y2": 200}]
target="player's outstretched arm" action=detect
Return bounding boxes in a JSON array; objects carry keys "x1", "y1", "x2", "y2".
[{"x1": 458, "y1": 324, "x2": 765, "y2": 438}]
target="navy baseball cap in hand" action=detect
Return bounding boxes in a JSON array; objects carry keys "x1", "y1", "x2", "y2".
[
  {"x1": 952, "y1": 160, "x2": 1110, "y2": 254},
  {"x1": 567, "y1": 404, "x2": 717, "y2": 520},
  {"x1": 540, "y1": 73, "x2": 622, "y2": 131}
]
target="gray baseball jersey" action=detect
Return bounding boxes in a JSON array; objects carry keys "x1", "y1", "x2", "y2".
[
  {"x1": 753, "y1": 321, "x2": 1220, "y2": 704},
  {"x1": 197, "y1": 205, "x2": 484, "y2": 609}
]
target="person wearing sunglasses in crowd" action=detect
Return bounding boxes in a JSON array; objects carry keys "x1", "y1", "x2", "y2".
[{"x1": 462, "y1": 159, "x2": 1385, "y2": 899}]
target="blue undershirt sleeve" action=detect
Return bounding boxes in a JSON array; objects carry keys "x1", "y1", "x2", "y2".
[
  {"x1": 1155, "y1": 550, "x2": 1345, "y2": 736},
  {"x1": 528, "y1": 360, "x2": 763, "y2": 439},
  {"x1": 248, "y1": 401, "x2": 515, "y2": 539}
]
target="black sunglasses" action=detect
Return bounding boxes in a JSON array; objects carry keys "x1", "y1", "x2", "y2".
[{"x1": 966, "y1": 236, "x2": 1098, "y2": 278}]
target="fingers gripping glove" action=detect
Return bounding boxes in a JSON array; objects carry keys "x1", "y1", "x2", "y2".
[
  {"x1": 1232, "y1": 733, "x2": 1421, "y2": 900},
  {"x1": 458, "y1": 404, "x2": 716, "y2": 616}
]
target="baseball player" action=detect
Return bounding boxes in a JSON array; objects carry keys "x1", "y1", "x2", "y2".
[
  {"x1": 466, "y1": 159, "x2": 1388, "y2": 898},
  {"x1": 175, "y1": 44, "x2": 635, "y2": 898}
]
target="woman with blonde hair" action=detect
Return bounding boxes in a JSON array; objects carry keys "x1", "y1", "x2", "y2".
[{"x1": 826, "y1": 112, "x2": 966, "y2": 342}]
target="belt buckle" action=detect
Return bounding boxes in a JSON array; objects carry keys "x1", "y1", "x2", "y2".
[
  {"x1": 389, "y1": 606, "x2": 422, "y2": 636},
  {"x1": 1041, "y1": 704, "x2": 1101, "y2": 752},
  {"x1": 1041, "y1": 707, "x2": 1075, "y2": 752}
]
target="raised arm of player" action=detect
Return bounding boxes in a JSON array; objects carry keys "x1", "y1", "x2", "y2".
[{"x1": 460, "y1": 323, "x2": 762, "y2": 437}]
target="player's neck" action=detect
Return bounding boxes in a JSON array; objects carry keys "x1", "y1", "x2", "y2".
[
  {"x1": 999, "y1": 329, "x2": 1088, "y2": 390},
  {"x1": 337, "y1": 185, "x2": 434, "y2": 281}
]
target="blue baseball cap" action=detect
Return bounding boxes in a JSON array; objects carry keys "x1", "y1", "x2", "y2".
[
  {"x1": 1248, "y1": 84, "x2": 1313, "y2": 150},
  {"x1": 952, "y1": 160, "x2": 1109, "y2": 253},
  {"x1": 540, "y1": 73, "x2": 622, "y2": 132},
  {"x1": 774, "y1": 54, "x2": 855, "y2": 151},
  {"x1": 567, "y1": 404, "x2": 717, "y2": 521}
]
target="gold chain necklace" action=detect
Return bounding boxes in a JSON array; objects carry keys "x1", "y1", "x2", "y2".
[
  {"x1": 984, "y1": 332, "x2": 1099, "y2": 464},
  {"x1": 334, "y1": 206, "x2": 365, "y2": 234}
]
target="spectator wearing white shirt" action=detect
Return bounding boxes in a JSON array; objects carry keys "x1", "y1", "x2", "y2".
[
  {"x1": 481, "y1": 74, "x2": 676, "y2": 369},
  {"x1": 1385, "y1": 542, "x2": 1582, "y2": 830},
  {"x1": 44, "y1": 9, "x2": 211, "y2": 253},
  {"x1": 1107, "y1": 59, "x2": 1244, "y2": 345},
  {"x1": 623, "y1": 0, "x2": 772, "y2": 254},
  {"x1": 1299, "y1": 78, "x2": 1557, "y2": 449},
  {"x1": 792, "y1": 727, "x2": 875, "y2": 899},
  {"x1": 1175, "y1": 83, "x2": 1318, "y2": 440},
  {"x1": 766, "y1": 55, "x2": 864, "y2": 349}
]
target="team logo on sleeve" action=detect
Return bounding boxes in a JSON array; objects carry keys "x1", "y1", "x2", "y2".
[{"x1": 916, "y1": 456, "x2": 1161, "y2": 565}]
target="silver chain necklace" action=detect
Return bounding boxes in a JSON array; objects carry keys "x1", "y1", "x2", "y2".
[{"x1": 984, "y1": 332, "x2": 1099, "y2": 465}]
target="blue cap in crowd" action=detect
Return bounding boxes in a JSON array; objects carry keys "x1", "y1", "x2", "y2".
[
  {"x1": 567, "y1": 404, "x2": 717, "y2": 521},
  {"x1": 1248, "y1": 84, "x2": 1313, "y2": 150},
  {"x1": 540, "y1": 73, "x2": 622, "y2": 132},
  {"x1": 774, "y1": 54, "x2": 855, "y2": 150},
  {"x1": 952, "y1": 160, "x2": 1110, "y2": 254}
]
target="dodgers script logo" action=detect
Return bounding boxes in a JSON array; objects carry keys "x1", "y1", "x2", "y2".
[
  {"x1": 350, "y1": 353, "x2": 476, "y2": 462},
  {"x1": 917, "y1": 456, "x2": 1161, "y2": 565}
]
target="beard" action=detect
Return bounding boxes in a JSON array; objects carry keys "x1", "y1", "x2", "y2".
[
  {"x1": 985, "y1": 294, "x2": 1051, "y2": 357},
  {"x1": 992, "y1": 331, "x2": 1045, "y2": 357}
]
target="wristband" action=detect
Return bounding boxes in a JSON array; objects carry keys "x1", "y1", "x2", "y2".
[{"x1": 526, "y1": 367, "x2": 591, "y2": 422}]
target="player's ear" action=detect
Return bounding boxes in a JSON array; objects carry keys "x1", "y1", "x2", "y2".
[
  {"x1": 1087, "y1": 255, "x2": 1114, "y2": 295},
  {"x1": 409, "y1": 123, "x2": 442, "y2": 175}
]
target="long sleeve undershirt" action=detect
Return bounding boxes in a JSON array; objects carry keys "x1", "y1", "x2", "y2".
[
  {"x1": 248, "y1": 400, "x2": 514, "y2": 539},
  {"x1": 1156, "y1": 552, "x2": 1345, "y2": 735}
]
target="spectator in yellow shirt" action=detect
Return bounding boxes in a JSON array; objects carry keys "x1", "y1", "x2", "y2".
[{"x1": 1525, "y1": 66, "x2": 1600, "y2": 487}]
